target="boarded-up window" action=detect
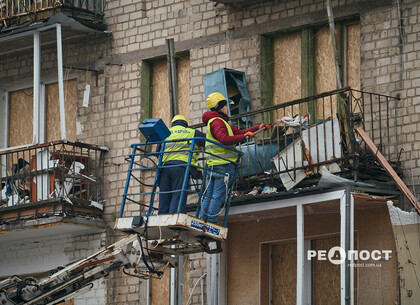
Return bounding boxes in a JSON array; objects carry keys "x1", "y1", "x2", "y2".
[
  {"x1": 312, "y1": 237, "x2": 341, "y2": 305},
  {"x1": 8, "y1": 80, "x2": 77, "y2": 147},
  {"x1": 272, "y1": 242, "x2": 297, "y2": 305},
  {"x1": 9, "y1": 88, "x2": 34, "y2": 147},
  {"x1": 272, "y1": 22, "x2": 360, "y2": 121},
  {"x1": 150, "y1": 258, "x2": 190, "y2": 305},
  {"x1": 46, "y1": 79, "x2": 77, "y2": 142},
  {"x1": 151, "y1": 55, "x2": 191, "y2": 127},
  {"x1": 273, "y1": 32, "x2": 302, "y2": 118},
  {"x1": 346, "y1": 23, "x2": 361, "y2": 92},
  {"x1": 315, "y1": 27, "x2": 337, "y2": 120},
  {"x1": 151, "y1": 268, "x2": 170, "y2": 305}
]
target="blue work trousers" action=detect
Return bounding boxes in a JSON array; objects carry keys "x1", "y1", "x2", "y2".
[
  {"x1": 199, "y1": 164, "x2": 235, "y2": 224},
  {"x1": 158, "y1": 165, "x2": 189, "y2": 214}
]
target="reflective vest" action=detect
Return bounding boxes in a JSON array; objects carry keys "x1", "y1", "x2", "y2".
[
  {"x1": 206, "y1": 118, "x2": 238, "y2": 166},
  {"x1": 162, "y1": 126, "x2": 199, "y2": 166}
]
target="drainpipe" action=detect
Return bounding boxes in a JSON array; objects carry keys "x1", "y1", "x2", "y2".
[
  {"x1": 326, "y1": 0, "x2": 343, "y2": 89},
  {"x1": 166, "y1": 38, "x2": 178, "y2": 118}
]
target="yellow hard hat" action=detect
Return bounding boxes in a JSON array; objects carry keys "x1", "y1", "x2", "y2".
[
  {"x1": 171, "y1": 114, "x2": 188, "y2": 125},
  {"x1": 206, "y1": 92, "x2": 227, "y2": 110}
]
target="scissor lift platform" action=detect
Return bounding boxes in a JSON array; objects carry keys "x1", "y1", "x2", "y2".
[{"x1": 114, "y1": 214, "x2": 227, "y2": 255}]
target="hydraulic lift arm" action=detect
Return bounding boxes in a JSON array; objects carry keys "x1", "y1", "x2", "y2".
[{"x1": 0, "y1": 234, "x2": 176, "y2": 305}]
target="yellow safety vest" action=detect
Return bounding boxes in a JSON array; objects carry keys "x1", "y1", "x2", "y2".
[
  {"x1": 162, "y1": 126, "x2": 199, "y2": 166},
  {"x1": 206, "y1": 118, "x2": 238, "y2": 166}
]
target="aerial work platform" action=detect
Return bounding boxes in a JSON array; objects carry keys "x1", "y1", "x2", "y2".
[{"x1": 114, "y1": 118, "x2": 242, "y2": 262}]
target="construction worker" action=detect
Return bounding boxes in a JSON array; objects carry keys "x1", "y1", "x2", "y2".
[
  {"x1": 158, "y1": 115, "x2": 206, "y2": 214},
  {"x1": 199, "y1": 92, "x2": 271, "y2": 223}
]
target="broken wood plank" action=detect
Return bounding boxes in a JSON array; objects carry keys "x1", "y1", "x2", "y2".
[{"x1": 355, "y1": 127, "x2": 420, "y2": 214}]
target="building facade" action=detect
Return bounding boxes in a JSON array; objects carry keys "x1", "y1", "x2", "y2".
[{"x1": 1, "y1": 0, "x2": 420, "y2": 304}]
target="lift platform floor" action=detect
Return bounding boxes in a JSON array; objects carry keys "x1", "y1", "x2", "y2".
[{"x1": 114, "y1": 214, "x2": 227, "y2": 254}]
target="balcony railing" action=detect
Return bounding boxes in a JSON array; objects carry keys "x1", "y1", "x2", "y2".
[
  {"x1": 0, "y1": 0, "x2": 104, "y2": 26},
  {"x1": 193, "y1": 87, "x2": 400, "y2": 192},
  {"x1": 0, "y1": 140, "x2": 106, "y2": 209}
]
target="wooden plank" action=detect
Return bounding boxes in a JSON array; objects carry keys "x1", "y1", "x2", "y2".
[
  {"x1": 355, "y1": 127, "x2": 420, "y2": 214},
  {"x1": 9, "y1": 88, "x2": 34, "y2": 147},
  {"x1": 46, "y1": 80, "x2": 77, "y2": 142},
  {"x1": 273, "y1": 32, "x2": 302, "y2": 118}
]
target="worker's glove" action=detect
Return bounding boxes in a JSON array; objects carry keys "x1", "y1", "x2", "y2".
[
  {"x1": 244, "y1": 131, "x2": 255, "y2": 139},
  {"x1": 259, "y1": 123, "x2": 272, "y2": 130}
]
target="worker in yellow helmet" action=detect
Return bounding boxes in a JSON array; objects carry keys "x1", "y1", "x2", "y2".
[
  {"x1": 158, "y1": 115, "x2": 206, "y2": 214},
  {"x1": 199, "y1": 92, "x2": 271, "y2": 223}
]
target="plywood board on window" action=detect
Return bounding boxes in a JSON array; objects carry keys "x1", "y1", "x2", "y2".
[
  {"x1": 272, "y1": 242, "x2": 297, "y2": 305},
  {"x1": 152, "y1": 57, "x2": 191, "y2": 127},
  {"x1": 315, "y1": 27, "x2": 337, "y2": 120},
  {"x1": 347, "y1": 22, "x2": 361, "y2": 106},
  {"x1": 312, "y1": 236, "x2": 340, "y2": 305},
  {"x1": 151, "y1": 266, "x2": 170, "y2": 305},
  {"x1": 152, "y1": 60, "x2": 171, "y2": 126},
  {"x1": 9, "y1": 88, "x2": 34, "y2": 147},
  {"x1": 273, "y1": 33, "x2": 302, "y2": 119},
  {"x1": 177, "y1": 55, "x2": 191, "y2": 123},
  {"x1": 46, "y1": 79, "x2": 77, "y2": 142}
]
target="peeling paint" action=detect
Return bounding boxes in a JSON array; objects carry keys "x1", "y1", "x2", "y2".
[{"x1": 76, "y1": 121, "x2": 84, "y2": 135}]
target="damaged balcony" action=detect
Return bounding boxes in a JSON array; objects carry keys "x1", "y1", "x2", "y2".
[
  {"x1": 194, "y1": 87, "x2": 403, "y2": 206},
  {"x1": 0, "y1": 140, "x2": 107, "y2": 243},
  {"x1": 0, "y1": 0, "x2": 104, "y2": 29}
]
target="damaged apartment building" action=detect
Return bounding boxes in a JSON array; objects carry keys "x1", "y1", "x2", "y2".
[{"x1": 1, "y1": 0, "x2": 420, "y2": 304}]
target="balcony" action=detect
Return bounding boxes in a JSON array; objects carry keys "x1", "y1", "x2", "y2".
[
  {"x1": 0, "y1": 0, "x2": 104, "y2": 29},
  {"x1": 0, "y1": 140, "x2": 107, "y2": 242},
  {"x1": 192, "y1": 87, "x2": 401, "y2": 202}
]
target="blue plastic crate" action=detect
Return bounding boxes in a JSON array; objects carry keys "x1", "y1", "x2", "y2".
[{"x1": 139, "y1": 118, "x2": 170, "y2": 142}]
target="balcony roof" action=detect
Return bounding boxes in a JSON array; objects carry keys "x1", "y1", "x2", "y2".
[{"x1": 0, "y1": 12, "x2": 108, "y2": 56}]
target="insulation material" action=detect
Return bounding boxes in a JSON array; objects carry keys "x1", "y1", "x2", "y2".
[
  {"x1": 387, "y1": 202, "x2": 420, "y2": 305},
  {"x1": 76, "y1": 121, "x2": 84, "y2": 136},
  {"x1": 82, "y1": 84, "x2": 90, "y2": 107},
  {"x1": 9, "y1": 88, "x2": 34, "y2": 147},
  {"x1": 46, "y1": 79, "x2": 77, "y2": 141},
  {"x1": 315, "y1": 27, "x2": 337, "y2": 120},
  {"x1": 272, "y1": 242, "x2": 297, "y2": 305},
  {"x1": 273, "y1": 118, "x2": 342, "y2": 190},
  {"x1": 273, "y1": 33, "x2": 302, "y2": 118},
  {"x1": 177, "y1": 55, "x2": 191, "y2": 123},
  {"x1": 312, "y1": 237, "x2": 340, "y2": 305}
]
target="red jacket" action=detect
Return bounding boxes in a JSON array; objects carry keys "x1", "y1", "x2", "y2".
[{"x1": 202, "y1": 111, "x2": 260, "y2": 146}]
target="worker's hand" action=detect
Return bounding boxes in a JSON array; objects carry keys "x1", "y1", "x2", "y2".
[
  {"x1": 259, "y1": 123, "x2": 272, "y2": 130},
  {"x1": 244, "y1": 131, "x2": 255, "y2": 139}
]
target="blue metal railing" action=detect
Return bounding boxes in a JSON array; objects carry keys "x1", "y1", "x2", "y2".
[{"x1": 118, "y1": 138, "x2": 242, "y2": 227}]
